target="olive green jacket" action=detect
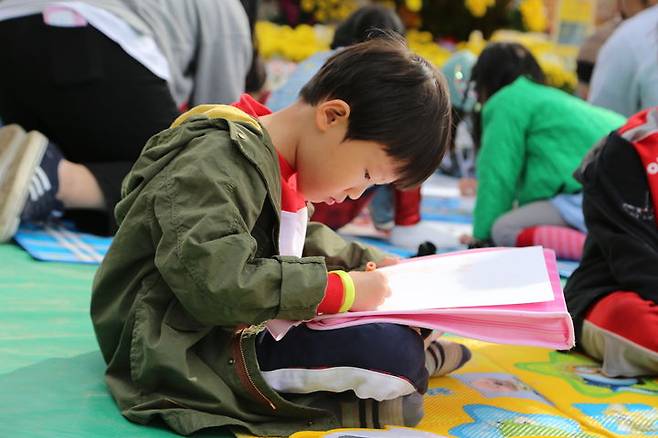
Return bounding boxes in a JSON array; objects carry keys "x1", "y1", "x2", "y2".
[{"x1": 90, "y1": 106, "x2": 388, "y2": 436}]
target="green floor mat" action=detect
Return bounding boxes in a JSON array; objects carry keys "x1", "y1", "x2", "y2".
[{"x1": 0, "y1": 244, "x2": 232, "y2": 437}]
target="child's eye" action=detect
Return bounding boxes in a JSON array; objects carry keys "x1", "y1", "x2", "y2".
[{"x1": 364, "y1": 170, "x2": 371, "y2": 180}]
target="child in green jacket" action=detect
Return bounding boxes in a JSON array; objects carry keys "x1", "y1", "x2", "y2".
[
  {"x1": 90, "y1": 36, "x2": 469, "y2": 437},
  {"x1": 463, "y1": 43, "x2": 624, "y2": 260}
]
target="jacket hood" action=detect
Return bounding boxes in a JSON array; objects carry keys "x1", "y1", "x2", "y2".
[{"x1": 116, "y1": 105, "x2": 262, "y2": 224}]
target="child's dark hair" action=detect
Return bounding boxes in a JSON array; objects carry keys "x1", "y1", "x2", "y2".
[
  {"x1": 300, "y1": 35, "x2": 452, "y2": 188},
  {"x1": 330, "y1": 5, "x2": 405, "y2": 50},
  {"x1": 470, "y1": 42, "x2": 545, "y2": 104},
  {"x1": 469, "y1": 42, "x2": 545, "y2": 150}
]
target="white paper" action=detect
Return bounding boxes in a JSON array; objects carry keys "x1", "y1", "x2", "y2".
[{"x1": 377, "y1": 246, "x2": 553, "y2": 311}]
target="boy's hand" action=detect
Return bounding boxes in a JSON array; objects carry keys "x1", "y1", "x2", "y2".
[
  {"x1": 377, "y1": 256, "x2": 400, "y2": 267},
  {"x1": 348, "y1": 270, "x2": 392, "y2": 311}
]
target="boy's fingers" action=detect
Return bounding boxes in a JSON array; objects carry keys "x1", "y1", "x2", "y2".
[{"x1": 378, "y1": 256, "x2": 400, "y2": 267}]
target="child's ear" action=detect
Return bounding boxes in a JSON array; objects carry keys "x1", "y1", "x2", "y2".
[{"x1": 315, "y1": 99, "x2": 350, "y2": 132}]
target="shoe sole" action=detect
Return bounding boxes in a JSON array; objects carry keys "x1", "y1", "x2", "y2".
[{"x1": 0, "y1": 126, "x2": 48, "y2": 242}]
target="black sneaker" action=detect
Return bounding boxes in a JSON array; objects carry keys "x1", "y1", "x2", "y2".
[{"x1": 20, "y1": 140, "x2": 64, "y2": 223}]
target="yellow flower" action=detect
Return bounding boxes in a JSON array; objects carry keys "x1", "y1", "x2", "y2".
[
  {"x1": 405, "y1": 0, "x2": 423, "y2": 13},
  {"x1": 465, "y1": 0, "x2": 495, "y2": 17},
  {"x1": 519, "y1": 0, "x2": 547, "y2": 32},
  {"x1": 301, "y1": 0, "x2": 314, "y2": 12},
  {"x1": 256, "y1": 21, "x2": 332, "y2": 62}
]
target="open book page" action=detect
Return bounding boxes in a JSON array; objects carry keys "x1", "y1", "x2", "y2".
[{"x1": 377, "y1": 246, "x2": 554, "y2": 311}]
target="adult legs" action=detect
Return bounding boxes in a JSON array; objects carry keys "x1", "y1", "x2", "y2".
[{"x1": 0, "y1": 15, "x2": 179, "y2": 234}]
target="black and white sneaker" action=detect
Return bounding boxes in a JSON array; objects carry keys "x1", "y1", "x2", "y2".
[
  {"x1": 20, "y1": 139, "x2": 64, "y2": 223},
  {"x1": 0, "y1": 125, "x2": 63, "y2": 242}
]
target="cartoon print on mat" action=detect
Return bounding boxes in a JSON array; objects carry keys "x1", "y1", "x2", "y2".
[
  {"x1": 289, "y1": 427, "x2": 447, "y2": 437},
  {"x1": 453, "y1": 372, "x2": 551, "y2": 404},
  {"x1": 574, "y1": 403, "x2": 658, "y2": 435},
  {"x1": 516, "y1": 351, "x2": 658, "y2": 397},
  {"x1": 450, "y1": 404, "x2": 595, "y2": 438},
  {"x1": 427, "y1": 387, "x2": 453, "y2": 396}
]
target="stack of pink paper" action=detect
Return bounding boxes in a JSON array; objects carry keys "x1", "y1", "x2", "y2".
[{"x1": 268, "y1": 247, "x2": 575, "y2": 350}]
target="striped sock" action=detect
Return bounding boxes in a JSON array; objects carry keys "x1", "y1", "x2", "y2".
[
  {"x1": 313, "y1": 392, "x2": 424, "y2": 428},
  {"x1": 425, "y1": 339, "x2": 472, "y2": 377},
  {"x1": 516, "y1": 225, "x2": 586, "y2": 260}
]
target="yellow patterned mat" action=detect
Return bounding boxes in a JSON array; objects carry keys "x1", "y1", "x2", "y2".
[{"x1": 243, "y1": 337, "x2": 658, "y2": 437}]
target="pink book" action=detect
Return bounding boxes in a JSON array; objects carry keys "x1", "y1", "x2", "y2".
[{"x1": 267, "y1": 247, "x2": 575, "y2": 350}]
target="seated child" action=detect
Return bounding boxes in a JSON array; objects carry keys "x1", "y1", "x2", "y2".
[
  {"x1": 565, "y1": 107, "x2": 658, "y2": 377},
  {"x1": 90, "y1": 36, "x2": 470, "y2": 436},
  {"x1": 268, "y1": 5, "x2": 448, "y2": 250},
  {"x1": 464, "y1": 42, "x2": 625, "y2": 260}
]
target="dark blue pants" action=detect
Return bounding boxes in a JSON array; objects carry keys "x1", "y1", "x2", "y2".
[{"x1": 256, "y1": 323, "x2": 428, "y2": 401}]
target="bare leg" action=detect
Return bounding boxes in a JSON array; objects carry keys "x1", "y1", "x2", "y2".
[{"x1": 57, "y1": 160, "x2": 105, "y2": 210}]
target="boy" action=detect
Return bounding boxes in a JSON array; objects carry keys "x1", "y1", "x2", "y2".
[{"x1": 91, "y1": 36, "x2": 468, "y2": 436}]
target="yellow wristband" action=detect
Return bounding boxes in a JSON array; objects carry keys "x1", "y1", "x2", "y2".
[{"x1": 331, "y1": 270, "x2": 356, "y2": 313}]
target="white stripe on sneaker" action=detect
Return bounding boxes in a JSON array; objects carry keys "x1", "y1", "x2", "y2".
[
  {"x1": 31, "y1": 173, "x2": 45, "y2": 197},
  {"x1": 34, "y1": 166, "x2": 52, "y2": 192},
  {"x1": 28, "y1": 183, "x2": 38, "y2": 202}
]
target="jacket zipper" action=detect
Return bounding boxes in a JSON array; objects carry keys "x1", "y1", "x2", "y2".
[{"x1": 232, "y1": 329, "x2": 277, "y2": 410}]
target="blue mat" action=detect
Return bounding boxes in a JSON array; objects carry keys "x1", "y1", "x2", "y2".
[{"x1": 14, "y1": 223, "x2": 111, "y2": 264}]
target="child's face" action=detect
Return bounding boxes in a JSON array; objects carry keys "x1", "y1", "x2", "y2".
[
  {"x1": 297, "y1": 136, "x2": 399, "y2": 204},
  {"x1": 296, "y1": 100, "x2": 400, "y2": 204}
]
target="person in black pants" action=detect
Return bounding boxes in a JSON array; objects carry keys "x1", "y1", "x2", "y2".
[
  {"x1": 0, "y1": 1, "x2": 252, "y2": 240},
  {"x1": 0, "y1": 15, "x2": 178, "y2": 237}
]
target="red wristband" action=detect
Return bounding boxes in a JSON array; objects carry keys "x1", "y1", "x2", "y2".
[{"x1": 317, "y1": 272, "x2": 345, "y2": 314}]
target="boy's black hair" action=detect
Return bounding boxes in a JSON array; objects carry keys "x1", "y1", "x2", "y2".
[
  {"x1": 300, "y1": 34, "x2": 452, "y2": 189},
  {"x1": 330, "y1": 5, "x2": 405, "y2": 50},
  {"x1": 469, "y1": 42, "x2": 545, "y2": 104}
]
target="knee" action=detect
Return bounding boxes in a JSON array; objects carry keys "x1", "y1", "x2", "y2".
[
  {"x1": 587, "y1": 291, "x2": 658, "y2": 352},
  {"x1": 369, "y1": 325, "x2": 425, "y2": 364},
  {"x1": 491, "y1": 214, "x2": 520, "y2": 246},
  {"x1": 402, "y1": 392, "x2": 425, "y2": 427}
]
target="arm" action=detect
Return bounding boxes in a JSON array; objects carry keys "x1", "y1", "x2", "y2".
[
  {"x1": 303, "y1": 221, "x2": 390, "y2": 271},
  {"x1": 153, "y1": 163, "x2": 327, "y2": 327},
  {"x1": 472, "y1": 101, "x2": 527, "y2": 240},
  {"x1": 588, "y1": 33, "x2": 639, "y2": 117},
  {"x1": 191, "y1": 0, "x2": 252, "y2": 105}
]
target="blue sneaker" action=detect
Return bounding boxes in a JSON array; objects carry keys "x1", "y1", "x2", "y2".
[{"x1": 0, "y1": 125, "x2": 63, "y2": 242}]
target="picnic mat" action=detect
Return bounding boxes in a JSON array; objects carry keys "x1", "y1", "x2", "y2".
[{"x1": 1, "y1": 243, "x2": 656, "y2": 437}]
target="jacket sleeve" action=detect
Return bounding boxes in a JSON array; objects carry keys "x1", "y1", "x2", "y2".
[
  {"x1": 472, "y1": 101, "x2": 528, "y2": 240},
  {"x1": 152, "y1": 162, "x2": 327, "y2": 327},
  {"x1": 303, "y1": 221, "x2": 390, "y2": 271},
  {"x1": 191, "y1": 0, "x2": 252, "y2": 105}
]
